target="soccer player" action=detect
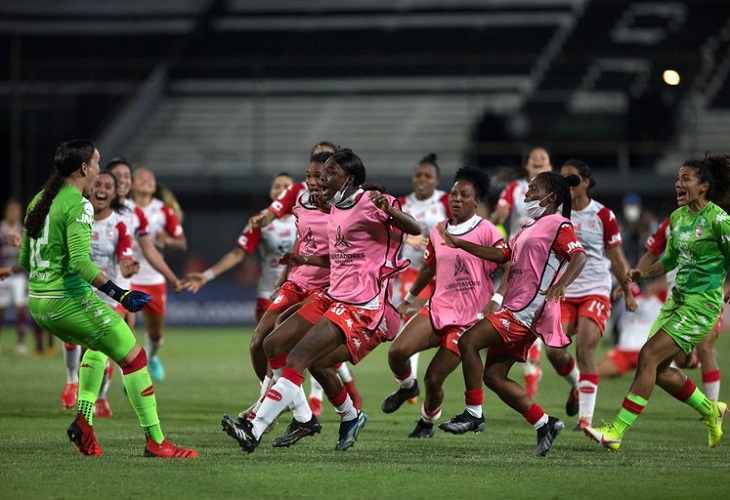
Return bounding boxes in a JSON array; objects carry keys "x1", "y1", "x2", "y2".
[
  {"x1": 221, "y1": 149, "x2": 421, "y2": 453},
  {"x1": 392, "y1": 153, "x2": 451, "y2": 402},
  {"x1": 130, "y1": 167, "x2": 187, "y2": 381},
  {"x1": 439, "y1": 172, "x2": 586, "y2": 457},
  {"x1": 0, "y1": 198, "x2": 37, "y2": 356},
  {"x1": 490, "y1": 147, "x2": 553, "y2": 399},
  {"x1": 60, "y1": 171, "x2": 140, "y2": 416},
  {"x1": 585, "y1": 155, "x2": 730, "y2": 450},
  {"x1": 639, "y1": 217, "x2": 723, "y2": 401},
  {"x1": 106, "y1": 158, "x2": 182, "y2": 338},
  {"x1": 382, "y1": 167, "x2": 506, "y2": 438},
  {"x1": 542, "y1": 160, "x2": 637, "y2": 430},
  {"x1": 6, "y1": 139, "x2": 196, "y2": 458}
]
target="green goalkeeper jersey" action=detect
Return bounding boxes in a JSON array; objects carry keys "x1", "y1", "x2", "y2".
[
  {"x1": 660, "y1": 201, "x2": 730, "y2": 305},
  {"x1": 20, "y1": 184, "x2": 101, "y2": 298}
]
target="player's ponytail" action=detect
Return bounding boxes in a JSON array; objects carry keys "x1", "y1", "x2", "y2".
[{"x1": 26, "y1": 139, "x2": 95, "y2": 238}]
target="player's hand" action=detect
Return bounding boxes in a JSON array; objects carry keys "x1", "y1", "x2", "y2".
[
  {"x1": 6, "y1": 231, "x2": 21, "y2": 247},
  {"x1": 405, "y1": 234, "x2": 429, "y2": 250},
  {"x1": 183, "y1": 273, "x2": 207, "y2": 293},
  {"x1": 540, "y1": 283, "x2": 566, "y2": 303},
  {"x1": 279, "y1": 252, "x2": 306, "y2": 266},
  {"x1": 396, "y1": 300, "x2": 411, "y2": 317},
  {"x1": 170, "y1": 278, "x2": 184, "y2": 293},
  {"x1": 611, "y1": 284, "x2": 624, "y2": 300},
  {"x1": 0, "y1": 266, "x2": 12, "y2": 280},
  {"x1": 368, "y1": 191, "x2": 390, "y2": 213},
  {"x1": 120, "y1": 290, "x2": 152, "y2": 312},
  {"x1": 724, "y1": 286, "x2": 730, "y2": 303},
  {"x1": 250, "y1": 212, "x2": 274, "y2": 228},
  {"x1": 484, "y1": 300, "x2": 501, "y2": 315},
  {"x1": 120, "y1": 259, "x2": 140, "y2": 278},
  {"x1": 626, "y1": 268, "x2": 643, "y2": 284},
  {"x1": 436, "y1": 224, "x2": 459, "y2": 248},
  {"x1": 624, "y1": 293, "x2": 638, "y2": 312}
]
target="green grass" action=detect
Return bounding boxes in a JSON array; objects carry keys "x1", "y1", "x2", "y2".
[{"x1": 1, "y1": 328, "x2": 729, "y2": 499}]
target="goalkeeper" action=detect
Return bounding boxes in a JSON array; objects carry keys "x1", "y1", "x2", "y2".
[{"x1": 7, "y1": 139, "x2": 197, "y2": 459}]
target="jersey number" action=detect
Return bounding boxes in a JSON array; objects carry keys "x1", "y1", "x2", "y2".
[{"x1": 29, "y1": 217, "x2": 51, "y2": 269}]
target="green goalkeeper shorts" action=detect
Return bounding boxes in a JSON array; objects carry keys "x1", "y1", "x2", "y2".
[
  {"x1": 29, "y1": 291, "x2": 135, "y2": 362},
  {"x1": 650, "y1": 291, "x2": 721, "y2": 354}
]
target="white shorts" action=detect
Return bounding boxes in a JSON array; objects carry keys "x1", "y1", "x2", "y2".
[{"x1": 0, "y1": 274, "x2": 28, "y2": 308}]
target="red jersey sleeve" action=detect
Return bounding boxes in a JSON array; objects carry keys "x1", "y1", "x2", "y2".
[
  {"x1": 237, "y1": 223, "x2": 261, "y2": 254},
  {"x1": 423, "y1": 239, "x2": 436, "y2": 266},
  {"x1": 439, "y1": 192, "x2": 452, "y2": 218},
  {"x1": 597, "y1": 206, "x2": 623, "y2": 248},
  {"x1": 115, "y1": 221, "x2": 134, "y2": 261},
  {"x1": 269, "y1": 183, "x2": 305, "y2": 218},
  {"x1": 552, "y1": 223, "x2": 585, "y2": 259},
  {"x1": 498, "y1": 239, "x2": 512, "y2": 261},
  {"x1": 134, "y1": 206, "x2": 149, "y2": 237},
  {"x1": 496, "y1": 182, "x2": 517, "y2": 209},
  {"x1": 645, "y1": 218, "x2": 669, "y2": 255},
  {"x1": 161, "y1": 205, "x2": 184, "y2": 238}
]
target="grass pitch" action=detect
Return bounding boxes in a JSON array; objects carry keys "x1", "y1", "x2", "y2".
[{"x1": 0, "y1": 327, "x2": 728, "y2": 499}]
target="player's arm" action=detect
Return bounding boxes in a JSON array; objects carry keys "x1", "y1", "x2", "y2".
[
  {"x1": 0, "y1": 262, "x2": 25, "y2": 279},
  {"x1": 155, "y1": 205, "x2": 187, "y2": 252},
  {"x1": 138, "y1": 234, "x2": 181, "y2": 288},
  {"x1": 397, "y1": 259, "x2": 436, "y2": 317},
  {"x1": 606, "y1": 245, "x2": 638, "y2": 311},
  {"x1": 279, "y1": 253, "x2": 330, "y2": 268},
  {"x1": 116, "y1": 222, "x2": 139, "y2": 279},
  {"x1": 542, "y1": 223, "x2": 587, "y2": 302},
  {"x1": 185, "y1": 246, "x2": 248, "y2": 293},
  {"x1": 489, "y1": 184, "x2": 513, "y2": 225},
  {"x1": 369, "y1": 191, "x2": 421, "y2": 235},
  {"x1": 67, "y1": 203, "x2": 149, "y2": 311},
  {"x1": 436, "y1": 224, "x2": 509, "y2": 264}
]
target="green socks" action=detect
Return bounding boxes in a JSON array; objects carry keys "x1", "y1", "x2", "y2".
[
  {"x1": 77, "y1": 349, "x2": 108, "y2": 425},
  {"x1": 614, "y1": 393, "x2": 648, "y2": 435},
  {"x1": 684, "y1": 388, "x2": 714, "y2": 417},
  {"x1": 123, "y1": 366, "x2": 165, "y2": 444}
]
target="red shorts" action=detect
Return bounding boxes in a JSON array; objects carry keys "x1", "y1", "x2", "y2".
[
  {"x1": 297, "y1": 293, "x2": 386, "y2": 364},
  {"x1": 131, "y1": 283, "x2": 166, "y2": 317},
  {"x1": 255, "y1": 298, "x2": 272, "y2": 323},
  {"x1": 486, "y1": 309, "x2": 538, "y2": 362},
  {"x1": 399, "y1": 268, "x2": 434, "y2": 301},
  {"x1": 269, "y1": 282, "x2": 322, "y2": 314},
  {"x1": 605, "y1": 347, "x2": 640, "y2": 375},
  {"x1": 561, "y1": 295, "x2": 611, "y2": 334},
  {"x1": 417, "y1": 305, "x2": 467, "y2": 357}
]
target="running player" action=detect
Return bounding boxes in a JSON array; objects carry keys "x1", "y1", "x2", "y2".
[
  {"x1": 439, "y1": 172, "x2": 586, "y2": 457},
  {"x1": 392, "y1": 153, "x2": 450, "y2": 403},
  {"x1": 543, "y1": 160, "x2": 637, "y2": 430},
  {"x1": 106, "y1": 158, "x2": 182, "y2": 338},
  {"x1": 490, "y1": 147, "x2": 553, "y2": 399},
  {"x1": 7, "y1": 139, "x2": 195, "y2": 458},
  {"x1": 639, "y1": 217, "x2": 723, "y2": 401},
  {"x1": 585, "y1": 154, "x2": 730, "y2": 450},
  {"x1": 221, "y1": 149, "x2": 421, "y2": 453},
  {"x1": 381, "y1": 167, "x2": 505, "y2": 438},
  {"x1": 130, "y1": 167, "x2": 187, "y2": 381}
]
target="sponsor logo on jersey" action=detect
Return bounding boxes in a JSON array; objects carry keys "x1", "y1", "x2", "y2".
[
  {"x1": 453, "y1": 255, "x2": 469, "y2": 277},
  {"x1": 334, "y1": 226, "x2": 350, "y2": 248},
  {"x1": 303, "y1": 227, "x2": 317, "y2": 250}
]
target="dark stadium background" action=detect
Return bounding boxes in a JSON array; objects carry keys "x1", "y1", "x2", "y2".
[{"x1": 2, "y1": 0, "x2": 729, "y2": 323}]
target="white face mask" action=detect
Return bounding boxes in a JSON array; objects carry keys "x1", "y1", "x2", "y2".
[
  {"x1": 332, "y1": 176, "x2": 351, "y2": 205},
  {"x1": 525, "y1": 194, "x2": 551, "y2": 219},
  {"x1": 623, "y1": 205, "x2": 641, "y2": 223}
]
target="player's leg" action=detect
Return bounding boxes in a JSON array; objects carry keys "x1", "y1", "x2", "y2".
[
  {"x1": 573, "y1": 316, "x2": 603, "y2": 429},
  {"x1": 61, "y1": 342, "x2": 81, "y2": 408},
  {"x1": 410, "y1": 345, "x2": 461, "y2": 438}
]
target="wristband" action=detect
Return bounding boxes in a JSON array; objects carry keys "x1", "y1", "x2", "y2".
[
  {"x1": 98, "y1": 280, "x2": 126, "y2": 301},
  {"x1": 491, "y1": 293, "x2": 503, "y2": 306},
  {"x1": 404, "y1": 292, "x2": 416, "y2": 304},
  {"x1": 203, "y1": 269, "x2": 216, "y2": 281}
]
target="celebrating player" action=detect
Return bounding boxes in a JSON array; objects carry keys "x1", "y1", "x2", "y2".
[
  {"x1": 585, "y1": 154, "x2": 730, "y2": 450},
  {"x1": 439, "y1": 172, "x2": 586, "y2": 457}
]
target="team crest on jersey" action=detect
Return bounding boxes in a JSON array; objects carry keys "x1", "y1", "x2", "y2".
[
  {"x1": 303, "y1": 227, "x2": 317, "y2": 250},
  {"x1": 695, "y1": 227, "x2": 704, "y2": 238},
  {"x1": 334, "y1": 226, "x2": 350, "y2": 248},
  {"x1": 453, "y1": 255, "x2": 469, "y2": 277}
]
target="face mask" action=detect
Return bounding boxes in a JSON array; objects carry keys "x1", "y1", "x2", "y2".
[
  {"x1": 623, "y1": 205, "x2": 641, "y2": 223},
  {"x1": 525, "y1": 194, "x2": 551, "y2": 219},
  {"x1": 332, "y1": 177, "x2": 351, "y2": 205}
]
